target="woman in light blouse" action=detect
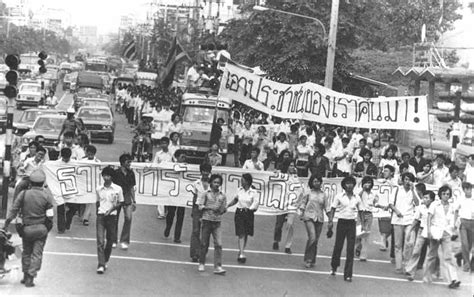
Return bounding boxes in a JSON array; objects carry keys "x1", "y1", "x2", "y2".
[
  {"x1": 298, "y1": 174, "x2": 329, "y2": 268},
  {"x1": 227, "y1": 173, "x2": 259, "y2": 263}
]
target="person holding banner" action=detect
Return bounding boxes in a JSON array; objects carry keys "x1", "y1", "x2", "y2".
[
  {"x1": 197, "y1": 174, "x2": 227, "y2": 275},
  {"x1": 95, "y1": 166, "x2": 124, "y2": 274},
  {"x1": 273, "y1": 159, "x2": 302, "y2": 254},
  {"x1": 298, "y1": 174, "x2": 329, "y2": 268},
  {"x1": 227, "y1": 173, "x2": 259, "y2": 263},
  {"x1": 328, "y1": 176, "x2": 362, "y2": 282}
]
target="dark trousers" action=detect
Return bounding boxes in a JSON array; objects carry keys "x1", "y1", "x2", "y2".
[
  {"x1": 164, "y1": 206, "x2": 185, "y2": 241},
  {"x1": 57, "y1": 204, "x2": 66, "y2": 233},
  {"x1": 273, "y1": 214, "x2": 287, "y2": 242},
  {"x1": 127, "y1": 107, "x2": 135, "y2": 124},
  {"x1": 65, "y1": 203, "x2": 81, "y2": 230},
  {"x1": 190, "y1": 206, "x2": 201, "y2": 259},
  {"x1": 331, "y1": 219, "x2": 356, "y2": 278},
  {"x1": 96, "y1": 214, "x2": 117, "y2": 267},
  {"x1": 22, "y1": 224, "x2": 48, "y2": 278}
]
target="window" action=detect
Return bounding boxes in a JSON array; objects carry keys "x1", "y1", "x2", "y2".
[
  {"x1": 20, "y1": 85, "x2": 41, "y2": 93},
  {"x1": 78, "y1": 109, "x2": 112, "y2": 121},
  {"x1": 35, "y1": 118, "x2": 63, "y2": 131},
  {"x1": 182, "y1": 107, "x2": 229, "y2": 124}
]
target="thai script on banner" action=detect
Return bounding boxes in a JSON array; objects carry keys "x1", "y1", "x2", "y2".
[
  {"x1": 40, "y1": 161, "x2": 464, "y2": 218},
  {"x1": 218, "y1": 63, "x2": 429, "y2": 131}
]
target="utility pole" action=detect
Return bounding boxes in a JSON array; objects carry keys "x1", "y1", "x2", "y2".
[{"x1": 324, "y1": 0, "x2": 339, "y2": 90}]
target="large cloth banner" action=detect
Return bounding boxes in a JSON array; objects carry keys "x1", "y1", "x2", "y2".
[
  {"x1": 41, "y1": 161, "x2": 461, "y2": 218},
  {"x1": 218, "y1": 63, "x2": 429, "y2": 131}
]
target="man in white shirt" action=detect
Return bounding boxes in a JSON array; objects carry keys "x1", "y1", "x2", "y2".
[
  {"x1": 14, "y1": 147, "x2": 46, "y2": 200},
  {"x1": 334, "y1": 137, "x2": 352, "y2": 177},
  {"x1": 463, "y1": 154, "x2": 474, "y2": 184},
  {"x1": 152, "y1": 137, "x2": 173, "y2": 220},
  {"x1": 389, "y1": 172, "x2": 419, "y2": 274},
  {"x1": 424, "y1": 185, "x2": 460, "y2": 288},
  {"x1": 454, "y1": 182, "x2": 474, "y2": 272},
  {"x1": 242, "y1": 147, "x2": 264, "y2": 171},
  {"x1": 186, "y1": 62, "x2": 200, "y2": 88},
  {"x1": 95, "y1": 166, "x2": 124, "y2": 274},
  {"x1": 328, "y1": 176, "x2": 362, "y2": 282},
  {"x1": 432, "y1": 154, "x2": 449, "y2": 187}
]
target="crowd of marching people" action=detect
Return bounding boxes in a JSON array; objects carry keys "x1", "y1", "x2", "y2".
[{"x1": 1, "y1": 61, "x2": 473, "y2": 288}]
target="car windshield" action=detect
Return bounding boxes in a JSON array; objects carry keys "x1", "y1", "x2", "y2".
[
  {"x1": 21, "y1": 110, "x2": 57, "y2": 123},
  {"x1": 78, "y1": 88, "x2": 101, "y2": 96},
  {"x1": 34, "y1": 117, "x2": 63, "y2": 131},
  {"x1": 83, "y1": 100, "x2": 109, "y2": 108},
  {"x1": 78, "y1": 109, "x2": 111, "y2": 121},
  {"x1": 182, "y1": 107, "x2": 229, "y2": 124},
  {"x1": 20, "y1": 85, "x2": 41, "y2": 93}
]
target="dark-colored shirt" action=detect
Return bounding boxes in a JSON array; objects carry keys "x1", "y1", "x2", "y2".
[
  {"x1": 306, "y1": 155, "x2": 330, "y2": 177},
  {"x1": 354, "y1": 161, "x2": 378, "y2": 177},
  {"x1": 7, "y1": 187, "x2": 54, "y2": 226},
  {"x1": 409, "y1": 157, "x2": 428, "y2": 173},
  {"x1": 113, "y1": 168, "x2": 136, "y2": 205}
]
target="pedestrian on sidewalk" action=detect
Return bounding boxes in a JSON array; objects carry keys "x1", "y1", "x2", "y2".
[
  {"x1": 298, "y1": 174, "x2": 329, "y2": 268},
  {"x1": 227, "y1": 173, "x2": 259, "y2": 263},
  {"x1": 189, "y1": 163, "x2": 212, "y2": 262},
  {"x1": 112, "y1": 153, "x2": 136, "y2": 250},
  {"x1": 96, "y1": 166, "x2": 124, "y2": 274},
  {"x1": 328, "y1": 176, "x2": 362, "y2": 282},
  {"x1": 2, "y1": 170, "x2": 54, "y2": 287},
  {"x1": 197, "y1": 174, "x2": 227, "y2": 275}
]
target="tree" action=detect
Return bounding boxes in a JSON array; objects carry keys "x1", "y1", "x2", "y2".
[
  {"x1": 218, "y1": 0, "x2": 462, "y2": 90},
  {"x1": 219, "y1": 0, "x2": 359, "y2": 89}
]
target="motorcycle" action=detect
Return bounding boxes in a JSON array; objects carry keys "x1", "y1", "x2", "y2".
[{"x1": 134, "y1": 134, "x2": 148, "y2": 162}]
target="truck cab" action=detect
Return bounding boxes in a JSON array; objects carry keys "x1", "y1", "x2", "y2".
[{"x1": 179, "y1": 88, "x2": 231, "y2": 164}]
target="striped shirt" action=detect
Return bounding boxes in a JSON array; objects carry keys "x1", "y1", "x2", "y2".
[{"x1": 197, "y1": 190, "x2": 227, "y2": 221}]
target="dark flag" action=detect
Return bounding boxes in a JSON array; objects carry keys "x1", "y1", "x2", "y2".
[
  {"x1": 122, "y1": 40, "x2": 137, "y2": 60},
  {"x1": 161, "y1": 37, "x2": 191, "y2": 88}
]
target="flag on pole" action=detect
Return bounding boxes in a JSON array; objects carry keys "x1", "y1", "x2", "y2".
[
  {"x1": 161, "y1": 37, "x2": 191, "y2": 88},
  {"x1": 123, "y1": 40, "x2": 137, "y2": 60}
]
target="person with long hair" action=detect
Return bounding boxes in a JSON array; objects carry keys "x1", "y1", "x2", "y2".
[
  {"x1": 378, "y1": 144, "x2": 399, "y2": 177},
  {"x1": 298, "y1": 174, "x2": 330, "y2": 268},
  {"x1": 227, "y1": 173, "x2": 259, "y2": 263},
  {"x1": 409, "y1": 145, "x2": 428, "y2": 173}
]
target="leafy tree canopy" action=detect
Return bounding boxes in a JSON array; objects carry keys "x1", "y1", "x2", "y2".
[{"x1": 219, "y1": 0, "x2": 462, "y2": 89}]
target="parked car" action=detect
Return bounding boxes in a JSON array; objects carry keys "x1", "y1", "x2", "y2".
[
  {"x1": 16, "y1": 82, "x2": 42, "y2": 109},
  {"x1": 13, "y1": 107, "x2": 66, "y2": 136},
  {"x1": 77, "y1": 106, "x2": 115, "y2": 143}
]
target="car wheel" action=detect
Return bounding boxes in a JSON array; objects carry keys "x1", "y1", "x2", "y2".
[{"x1": 108, "y1": 134, "x2": 114, "y2": 144}]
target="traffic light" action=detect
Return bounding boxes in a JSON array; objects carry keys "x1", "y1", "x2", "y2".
[
  {"x1": 38, "y1": 51, "x2": 48, "y2": 74},
  {"x1": 3, "y1": 54, "x2": 20, "y2": 98},
  {"x1": 436, "y1": 90, "x2": 474, "y2": 124}
]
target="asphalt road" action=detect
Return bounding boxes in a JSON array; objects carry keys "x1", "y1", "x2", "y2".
[{"x1": 1, "y1": 87, "x2": 472, "y2": 296}]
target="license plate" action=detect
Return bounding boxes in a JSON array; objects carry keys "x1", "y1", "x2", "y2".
[{"x1": 27, "y1": 97, "x2": 34, "y2": 100}]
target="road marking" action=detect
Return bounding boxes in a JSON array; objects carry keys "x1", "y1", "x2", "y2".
[
  {"x1": 56, "y1": 93, "x2": 69, "y2": 110},
  {"x1": 55, "y1": 236, "x2": 392, "y2": 264},
  {"x1": 43, "y1": 251, "x2": 454, "y2": 287}
]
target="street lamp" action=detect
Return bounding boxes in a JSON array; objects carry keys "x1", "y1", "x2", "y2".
[{"x1": 253, "y1": 5, "x2": 327, "y2": 40}]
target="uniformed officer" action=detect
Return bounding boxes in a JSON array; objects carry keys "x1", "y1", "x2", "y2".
[{"x1": 2, "y1": 169, "x2": 54, "y2": 287}]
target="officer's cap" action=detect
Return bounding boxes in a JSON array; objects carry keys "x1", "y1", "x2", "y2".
[{"x1": 30, "y1": 170, "x2": 46, "y2": 183}]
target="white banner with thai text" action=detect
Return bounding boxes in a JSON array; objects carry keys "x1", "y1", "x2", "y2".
[
  {"x1": 218, "y1": 63, "x2": 429, "y2": 131},
  {"x1": 40, "y1": 161, "x2": 461, "y2": 218}
]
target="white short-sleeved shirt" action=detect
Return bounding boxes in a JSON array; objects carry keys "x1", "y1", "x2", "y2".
[
  {"x1": 331, "y1": 192, "x2": 362, "y2": 220},
  {"x1": 96, "y1": 183, "x2": 124, "y2": 215},
  {"x1": 390, "y1": 187, "x2": 416, "y2": 225},
  {"x1": 428, "y1": 200, "x2": 456, "y2": 237},
  {"x1": 414, "y1": 205, "x2": 429, "y2": 238},
  {"x1": 464, "y1": 163, "x2": 474, "y2": 184},
  {"x1": 433, "y1": 166, "x2": 449, "y2": 187},
  {"x1": 274, "y1": 141, "x2": 290, "y2": 155},
  {"x1": 153, "y1": 150, "x2": 173, "y2": 164},
  {"x1": 454, "y1": 194, "x2": 474, "y2": 220},
  {"x1": 242, "y1": 159, "x2": 264, "y2": 171},
  {"x1": 296, "y1": 144, "x2": 314, "y2": 162},
  {"x1": 234, "y1": 187, "x2": 259, "y2": 210}
]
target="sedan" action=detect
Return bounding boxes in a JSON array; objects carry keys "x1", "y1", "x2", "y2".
[{"x1": 77, "y1": 106, "x2": 115, "y2": 143}]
